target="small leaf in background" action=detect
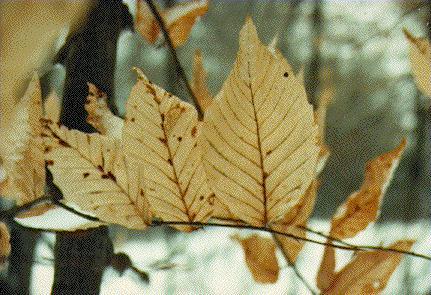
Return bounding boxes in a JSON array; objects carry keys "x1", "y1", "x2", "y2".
[
  {"x1": 43, "y1": 90, "x2": 61, "y2": 123},
  {"x1": 123, "y1": 70, "x2": 213, "y2": 231},
  {"x1": 330, "y1": 139, "x2": 406, "y2": 239},
  {"x1": 319, "y1": 240, "x2": 414, "y2": 295},
  {"x1": 233, "y1": 234, "x2": 279, "y2": 284},
  {"x1": 0, "y1": 222, "x2": 11, "y2": 264},
  {"x1": 135, "y1": 0, "x2": 209, "y2": 48},
  {"x1": 0, "y1": 74, "x2": 45, "y2": 206},
  {"x1": 202, "y1": 18, "x2": 319, "y2": 227},
  {"x1": 85, "y1": 83, "x2": 124, "y2": 140},
  {"x1": 272, "y1": 180, "x2": 319, "y2": 263},
  {"x1": 403, "y1": 28, "x2": 431, "y2": 97},
  {"x1": 192, "y1": 49, "x2": 212, "y2": 113}
]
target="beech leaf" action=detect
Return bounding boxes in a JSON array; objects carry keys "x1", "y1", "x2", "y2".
[
  {"x1": 330, "y1": 139, "x2": 406, "y2": 239},
  {"x1": 192, "y1": 49, "x2": 213, "y2": 113},
  {"x1": 0, "y1": 222, "x2": 11, "y2": 263},
  {"x1": 403, "y1": 28, "x2": 431, "y2": 97},
  {"x1": 85, "y1": 83, "x2": 124, "y2": 140},
  {"x1": 0, "y1": 74, "x2": 45, "y2": 205},
  {"x1": 319, "y1": 240, "x2": 414, "y2": 295},
  {"x1": 233, "y1": 234, "x2": 279, "y2": 284},
  {"x1": 122, "y1": 70, "x2": 213, "y2": 231},
  {"x1": 202, "y1": 19, "x2": 319, "y2": 227}
]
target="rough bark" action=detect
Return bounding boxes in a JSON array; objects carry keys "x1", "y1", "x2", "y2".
[{"x1": 51, "y1": 1, "x2": 133, "y2": 294}]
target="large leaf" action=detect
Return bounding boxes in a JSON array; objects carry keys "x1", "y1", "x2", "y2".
[
  {"x1": 403, "y1": 29, "x2": 431, "y2": 97},
  {"x1": 43, "y1": 122, "x2": 150, "y2": 229},
  {"x1": 0, "y1": 74, "x2": 45, "y2": 205},
  {"x1": 202, "y1": 19, "x2": 319, "y2": 227},
  {"x1": 318, "y1": 240, "x2": 414, "y2": 295},
  {"x1": 122, "y1": 70, "x2": 213, "y2": 230},
  {"x1": 330, "y1": 139, "x2": 406, "y2": 239}
]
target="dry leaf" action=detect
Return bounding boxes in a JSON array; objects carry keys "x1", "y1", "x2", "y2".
[
  {"x1": 122, "y1": 70, "x2": 213, "y2": 231},
  {"x1": 319, "y1": 240, "x2": 414, "y2": 295},
  {"x1": 43, "y1": 122, "x2": 150, "y2": 229},
  {"x1": 0, "y1": 222, "x2": 11, "y2": 263},
  {"x1": 135, "y1": 0, "x2": 209, "y2": 48},
  {"x1": 0, "y1": 73, "x2": 45, "y2": 205},
  {"x1": 330, "y1": 139, "x2": 406, "y2": 239},
  {"x1": 272, "y1": 180, "x2": 318, "y2": 262},
  {"x1": 202, "y1": 19, "x2": 319, "y2": 227},
  {"x1": 403, "y1": 28, "x2": 431, "y2": 97},
  {"x1": 44, "y1": 90, "x2": 61, "y2": 123},
  {"x1": 192, "y1": 49, "x2": 212, "y2": 113},
  {"x1": 233, "y1": 234, "x2": 279, "y2": 284},
  {"x1": 316, "y1": 241, "x2": 336, "y2": 291},
  {"x1": 85, "y1": 83, "x2": 124, "y2": 140}
]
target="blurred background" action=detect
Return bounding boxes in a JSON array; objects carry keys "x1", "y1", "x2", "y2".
[{"x1": 1, "y1": 0, "x2": 430, "y2": 294}]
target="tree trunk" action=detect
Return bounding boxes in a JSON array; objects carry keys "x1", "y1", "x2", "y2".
[{"x1": 51, "y1": 1, "x2": 133, "y2": 294}]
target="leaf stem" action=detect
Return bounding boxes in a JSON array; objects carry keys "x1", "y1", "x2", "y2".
[{"x1": 143, "y1": 0, "x2": 203, "y2": 119}]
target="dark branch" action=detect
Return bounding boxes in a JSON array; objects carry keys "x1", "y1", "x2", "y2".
[{"x1": 143, "y1": 0, "x2": 203, "y2": 119}]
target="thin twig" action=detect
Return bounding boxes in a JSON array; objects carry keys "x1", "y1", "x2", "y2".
[
  {"x1": 297, "y1": 225, "x2": 356, "y2": 248},
  {"x1": 52, "y1": 201, "x2": 100, "y2": 222},
  {"x1": 0, "y1": 195, "x2": 52, "y2": 221},
  {"x1": 272, "y1": 234, "x2": 318, "y2": 295},
  {"x1": 144, "y1": 0, "x2": 203, "y2": 119}
]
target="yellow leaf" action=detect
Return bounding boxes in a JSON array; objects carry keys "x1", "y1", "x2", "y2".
[
  {"x1": 85, "y1": 83, "x2": 124, "y2": 140},
  {"x1": 192, "y1": 49, "x2": 213, "y2": 113},
  {"x1": 43, "y1": 122, "x2": 150, "y2": 229},
  {"x1": 233, "y1": 234, "x2": 279, "y2": 284},
  {"x1": 403, "y1": 29, "x2": 431, "y2": 97},
  {"x1": 43, "y1": 90, "x2": 61, "y2": 123},
  {"x1": 320, "y1": 240, "x2": 414, "y2": 295},
  {"x1": 122, "y1": 70, "x2": 213, "y2": 231},
  {"x1": 0, "y1": 74, "x2": 45, "y2": 205},
  {"x1": 330, "y1": 139, "x2": 406, "y2": 239},
  {"x1": 0, "y1": 222, "x2": 11, "y2": 263},
  {"x1": 135, "y1": 0, "x2": 209, "y2": 48},
  {"x1": 202, "y1": 19, "x2": 319, "y2": 227},
  {"x1": 272, "y1": 180, "x2": 318, "y2": 262}
]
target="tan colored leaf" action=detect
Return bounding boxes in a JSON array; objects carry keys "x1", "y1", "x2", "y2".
[
  {"x1": 403, "y1": 28, "x2": 431, "y2": 97},
  {"x1": 321, "y1": 240, "x2": 414, "y2": 295},
  {"x1": 0, "y1": 222, "x2": 11, "y2": 263},
  {"x1": 0, "y1": 74, "x2": 45, "y2": 205},
  {"x1": 233, "y1": 234, "x2": 279, "y2": 284},
  {"x1": 192, "y1": 49, "x2": 213, "y2": 113},
  {"x1": 202, "y1": 19, "x2": 319, "y2": 227},
  {"x1": 44, "y1": 90, "x2": 61, "y2": 123},
  {"x1": 85, "y1": 83, "x2": 123, "y2": 140},
  {"x1": 43, "y1": 122, "x2": 150, "y2": 229},
  {"x1": 122, "y1": 70, "x2": 213, "y2": 231},
  {"x1": 330, "y1": 139, "x2": 406, "y2": 239},
  {"x1": 272, "y1": 180, "x2": 318, "y2": 262},
  {"x1": 135, "y1": 0, "x2": 209, "y2": 48},
  {"x1": 316, "y1": 242, "x2": 336, "y2": 291}
]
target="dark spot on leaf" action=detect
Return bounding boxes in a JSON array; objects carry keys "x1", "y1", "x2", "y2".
[
  {"x1": 46, "y1": 160, "x2": 54, "y2": 166},
  {"x1": 266, "y1": 150, "x2": 272, "y2": 156},
  {"x1": 263, "y1": 171, "x2": 268, "y2": 178},
  {"x1": 283, "y1": 72, "x2": 289, "y2": 77},
  {"x1": 44, "y1": 146, "x2": 52, "y2": 153},
  {"x1": 97, "y1": 165, "x2": 104, "y2": 172},
  {"x1": 83, "y1": 173, "x2": 90, "y2": 178},
  {"x1": 177, "y1": 136, "x2": 182, "y2": 142},
  {"x1": 167, "y1": 159, "x2": 173, "y2": 165},
  {"x1": 160, "y1": 113, "x2": 165, "y2": 122},
  {"x1": 101, "y1": 174, "x2": 109, "y2": 179},
  {"x1": 106, "y1": 171, "x2": 116, "y2": 182},
  {"x1": 159, "y1": 137, "x2": 166, "y2": 144},
  {"x1": 131, "y1": 118, "x2": 135, "y2": 123},
  {"x1": 191, "y1": 126, "x2": 197, "y2": 137},
  {"x1": 208, "y1": 193, "x2": 215, "y2": 205},
  {"x1": 59, "y1": 139, "x2": 70, "y2": 147},
  {"x1": 199, "y1": 195, "x2": 204, "y2": 201}
]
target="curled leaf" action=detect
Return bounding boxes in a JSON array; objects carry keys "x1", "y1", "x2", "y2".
[
  {"x1": 123, "y1": 70, "x2": 213, "y2": 231},
  {"x1": 135, "y1": 0, "x2": 209, "y2": 48},
  {"x1": 403, "y1": 28, "x2": 431, "y2": 97},
  {"x1": 85, "y1": 83, "x2": 124, "y2": 140},
  {"x1": 330, "y1": 139, "x2": 406, "y2": 239},
  {"x1": 202, "y1": 19, "x2": 319, "y2": 227},
  {"x1": 192, "y1": 49, "x2": 213, "y2": 113},
  {"x1": 233, "y1": 234, "x2": 279, "y2": 284}
]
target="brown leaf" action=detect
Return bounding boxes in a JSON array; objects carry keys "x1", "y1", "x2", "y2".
[
  {"x1": 135, "y1": 0, "x2": 209, "y2": 48},
  {"x1": 0, "y1": 222, "x2": 11, "y2": 263},
  {"x1": 403, "y1": 28, "x2": 431, "y2": 97},
  {"x1": 233, "y1": 234, "x2": 279, "y2": 284},
  {"x1": 272, "y1": 180, "x2": 318, "y2": 262},
  {"x1": 85, "y1": 83, "x2": 123, "y2": 140},
  {"x1": 321, "y1": 240, "x2": 414, "y2": 295},
  {"x1": 202, "y1": 18, "x2": 319, "y2": 227},
  {"x1": 316, "y1": 242, "x2": 336, "y2": 291},
  {"x1": 330, "y1": 139, "x2": 406, "y2": 239},
  {"x1": 192, "y1": 49, "x2": 212, "y2": 113}
]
